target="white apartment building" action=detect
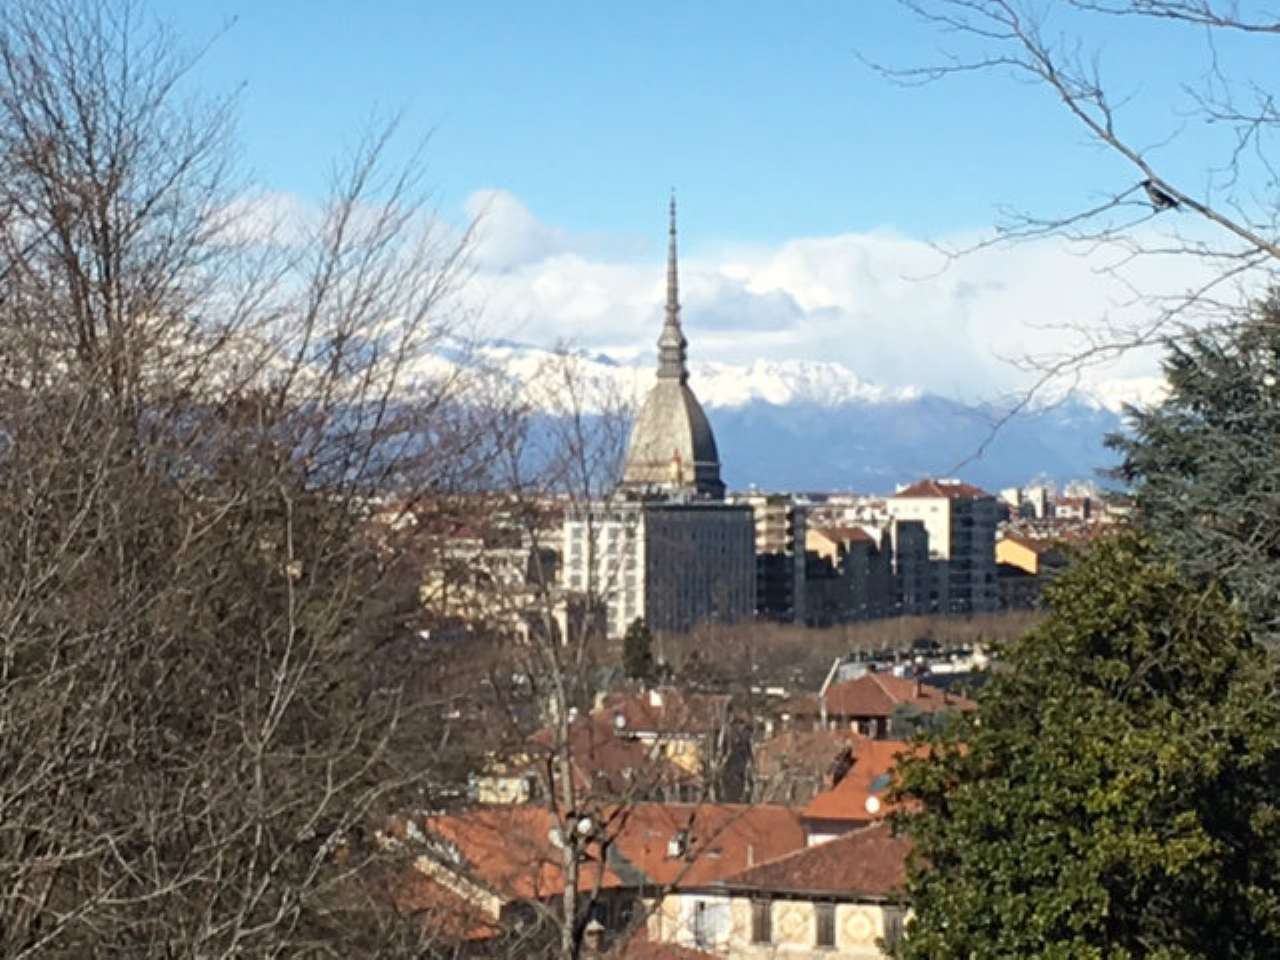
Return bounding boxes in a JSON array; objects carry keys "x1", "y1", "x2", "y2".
[
  {"x1": 888, "y1": 478, "x2": 999, "y2": 614},
  {"x1": 562, "y1": 499, "x2": 755, "y2": 639}
]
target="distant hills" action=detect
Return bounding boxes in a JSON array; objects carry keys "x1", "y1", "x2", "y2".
[{"x1": 445, "y1": 342, "x2": 1131, "y2": 493}]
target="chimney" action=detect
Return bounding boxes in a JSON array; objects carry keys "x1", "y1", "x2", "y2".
[{"x1": 747, "y1": 844, "x2": 754, "y2": 867}]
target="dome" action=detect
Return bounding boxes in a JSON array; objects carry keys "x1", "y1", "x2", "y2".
[{"x1": 622, "y1": 379, "x2": 723, "y2": 498}]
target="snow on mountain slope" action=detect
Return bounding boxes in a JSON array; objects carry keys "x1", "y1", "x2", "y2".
[
  {"x1": 416, "y1": 341, "x2": 1131, "y2": 489},
  {"x1": 469, "y1": 342, "x2": 920, "y2": 410}
]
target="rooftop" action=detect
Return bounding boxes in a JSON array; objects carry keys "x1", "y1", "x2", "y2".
[
  {"x1": 401, "y1": 802, "x2": 807, "y2": 904},
  {"x1": 597, "y1": 687, "x2": 733, "y2": 737},
  {"x1": 783, "y1": 671, "x2": 976, "y2": 720},
  {"x1": 721, "y1": 822, "x2": 910, "y2": 899},
  {"x1": 893, "y1": 478, "x2": 992, "y2": 500},
  {"x1": 802, "y1": 739, "x2": 920, "y2": 823}
]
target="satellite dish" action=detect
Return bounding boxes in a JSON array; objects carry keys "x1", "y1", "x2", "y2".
[
  {"x1": 614, "y1": 713, "x2": 627, "y2": 731},
  {"x1": 576, "y1": 815, "x2": 595, "y2": 837},
  {"x1": 865, "y1": 795, "x2": 882, "y2": 816},
  {"x1": 547, "y1": 827, "x2": 564, "y2": 849}
]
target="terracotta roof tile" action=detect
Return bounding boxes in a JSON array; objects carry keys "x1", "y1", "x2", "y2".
[
  {"x1": 383, "y1": 870, "x2": 501, "y2": 941},
  {"x1": 893, "y1": 478, "x2": 991, "y2": 500},
  {"x1": 614, "y1": 926, "x2": 718, "y2": 959},
  {"x1": 818, "y1": 672, "x2": 976, "y2": 719},
  {"x1": 598, "y1": 688, "x2": 732, "y2": 736},
  {"x1": 753, "y1": 728, "x2": 867, "y2": 779},
  {"x1": 802, "y1": 739, "x2": 918, "y2": 823},
  {"x1": 406, "y1": 802, "x2": 807, "y2": 905},
  {"x1": 524, "y1": 716, "x2": 696, "y2": 795},
  {"x1": 723, "y1": 822, "x2": 910, "y2": 898},
  {"x1": 610, "y1": 803, "x2": 806, "y2": 887}
]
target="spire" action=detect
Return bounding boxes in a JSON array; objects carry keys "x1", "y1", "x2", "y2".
[
  {"x1": 666, "y1": 191, "x2": 679, "y2": 319},
  {"x1": 657, "y1": 191, "x2": 688, "y2": 382}
]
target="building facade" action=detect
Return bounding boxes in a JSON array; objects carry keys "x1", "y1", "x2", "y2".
[
  {"x1": 888, "y1": 479, "x2": 999, "y2": 615},
  {"x1": 730, "y1": 492, "x2": 808, "y2": 623}
]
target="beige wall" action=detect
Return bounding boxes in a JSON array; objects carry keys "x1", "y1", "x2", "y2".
[
  {"x1": 996, "y1": 537, "x2": 1041, "y2": 575},
  {"x1": 649, "y1": 890, "x2": 903, "y2": 958}
]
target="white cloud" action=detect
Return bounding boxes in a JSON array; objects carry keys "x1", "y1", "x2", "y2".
[
  {"x1": 464, "y1": 188, "x2": 571, "y2": 270},
  {"x1": 456, "y1": 191, "x2": 1226, "y2": 407}
]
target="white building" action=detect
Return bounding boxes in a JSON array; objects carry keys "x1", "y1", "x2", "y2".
[{"x1": 888, "y1": 478, "x2": 999, "y2": 614}]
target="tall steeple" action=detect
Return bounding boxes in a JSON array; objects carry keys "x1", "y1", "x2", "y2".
[
  {"x1": 619, "y1": 196, "x2": 724, "y2": 500},
  {"x1": 657, "y1": 192, "x2": 689, "y2": 383}
]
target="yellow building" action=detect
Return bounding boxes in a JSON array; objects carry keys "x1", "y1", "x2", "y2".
[
  {"x1": 995, "y1": 532, "x2": 1066, "y2": 576},
  {"x1": 646, "y1": 822, "x2": 909, "y2": 958}
]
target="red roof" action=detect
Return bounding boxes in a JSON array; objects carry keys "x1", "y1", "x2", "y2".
[
  {"x1": 611, "y1": 803, "x2": 805, "y2": 887},
  {"x1": 817, "y1": 671, "x2": 975, "y2": 719},
  {"x1": 382, "y1": 870, "x2": 501, "y2": 941},
  {"x1": 753, "y1": 728, "x2": 867, "y2": 779},
  {"x1": 407, "y1": 802, "x2": 806, "y2": 904},
  {"x1": 615, "y1": 927, "x2": 718, "y2": 959},
  {"x1": 723, "y1": 822, "x2": 909, "y2": 898},
  {"x1": 413, "y1": 806, "x2": 626, "y2": 901},
  {"x1": 893, "y1": 478, "x2": 991, "y2": 500},
  {"x1": 525, "y1": 716, "x2": 696, "y2": 796},
  {"x1": 781, "y1": 672, "x2": 976, "y2": 722},
  {"x1": 802, "y1": 739, "x2": 919, "y2": 822},
  {"x1": 597, "y1": 688, "x2": 732, "y2": 737}
]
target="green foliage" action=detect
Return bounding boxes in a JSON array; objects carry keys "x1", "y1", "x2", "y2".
[
  {"x1": 623, "y1": 617, "x2": 654, "y2": 681},
  {"x1": 891, "y1": 534, "x2": 1280, "y2": 960},
  {"x1": 1109, "y1": 292, "x2": 1280, "y2": 638}
]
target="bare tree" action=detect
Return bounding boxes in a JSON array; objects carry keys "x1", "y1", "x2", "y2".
[
  {"x1": 873, "y1": 0, "x2": 1280, "y2": 401},
  {"x1": 0, "y1": 1, "x2": 510, "y2": 956}
]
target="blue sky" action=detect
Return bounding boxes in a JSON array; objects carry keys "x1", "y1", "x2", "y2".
[
  {"x1": 160, "y1": 1, "x2": 1234, "y2": 246},
  {"x1": 152, "y1": 2, "x2": 1271, "y2": 403}
]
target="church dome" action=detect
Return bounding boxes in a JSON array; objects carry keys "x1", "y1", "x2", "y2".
[{"x1": 619, "y1": 198, "x2": 725, "y2": 500}]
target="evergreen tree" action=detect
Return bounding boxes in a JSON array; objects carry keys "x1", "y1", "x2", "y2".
[
  {"x1": 892, "y1": 534, "x2": 1280, "y2": 960},
  {"x1": 622, "y1": 617, "x2": 654, "y2": 682},
  {"x1": 1109, "y1": 292, "x2": 1280, "y2": 639}
]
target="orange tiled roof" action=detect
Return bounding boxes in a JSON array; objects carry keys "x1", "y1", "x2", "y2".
[
  {"x1": 525, "y1": 716, "x2": 697, "y2": 795},
  {"x1": 610, "y1": 803, "x2": 806, "y2": 888},
  {"x1": 408, "y1": 802, "x2": 806, "y2": 904},
  {"x1": 415, "y1": 806, "x2": 626, "y2": 901},
  {"x1": 597, "y1": 688, "x2": 732, "y2": 737},
  {"x1": 723, "y1": 822, "x2": 909, "y2": 898},
  {"x1": 384, "y1": 870, "x2": 501, "y2": 941},
  {"x1": 802, "y1": 739, "x2": 921, "y2": 823},
  {"x1": 753, "y1": 728, "x2": 867, "y2": 778},
  {"x1": 818, "y1": 672, "x2": 975, "y2": 719},
  {"x1": 614, "y1": 926, "x2": 718, "y2": 959},
  {"x1": 893, "y1": 478, "x2": 991, "y2": 500}
]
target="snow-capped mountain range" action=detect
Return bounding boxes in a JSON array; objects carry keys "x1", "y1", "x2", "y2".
[{"x1": 457, "y1": 342, "x2": 1138, "y2": 492}]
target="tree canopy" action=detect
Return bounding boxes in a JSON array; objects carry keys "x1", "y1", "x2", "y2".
[
  {"x1": 1109, "y1": 292, "x2": 1280, "y2": 639},
  {"x1": 891, "y1": 534, "x2": 1280, "y2": 960},
  {"x1": 622, "y1": 617, "x2": 655, "y2": 682}
]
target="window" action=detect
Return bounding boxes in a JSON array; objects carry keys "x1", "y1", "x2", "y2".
[
  {"x1": 693, "y1": 901, "x2": 708, "y2": 948},
  {"x1": 751, "y1": 899, "x2": 772, "y2": 944},
  {"x1": 884, "y1": 910, "x2": 905, "y2": 949},
  {"x1": 815, "y1": 902, "x2": 836, "y2": 948},
  {"x1": 691, "y1": 899, "x2": 729, "y2": 949}
]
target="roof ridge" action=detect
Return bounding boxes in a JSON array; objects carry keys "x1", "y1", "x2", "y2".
[{"x1": 720, "y1": 821, "x2": 894, "y2": 883}]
